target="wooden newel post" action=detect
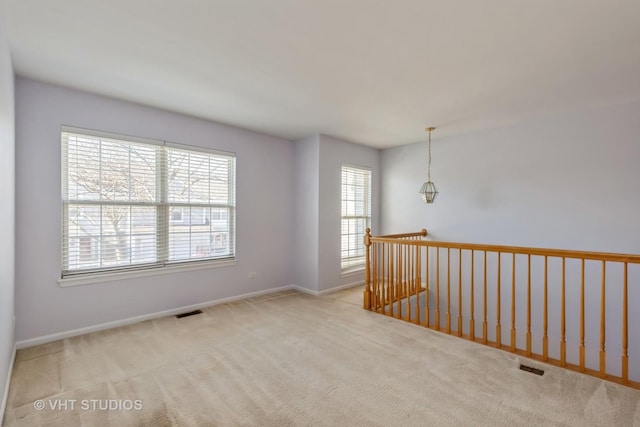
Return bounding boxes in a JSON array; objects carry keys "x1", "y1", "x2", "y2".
[{"x1": 363, "y1": 227, "x2": 372, "y2": 310}]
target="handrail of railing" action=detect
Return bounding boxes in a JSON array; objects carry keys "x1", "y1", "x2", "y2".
[
  {"x1": 363, "y1": 228, "x2": 640, "y2": 389},
  {"x1": 368, "y1": 235, "x2": 640, "y2": 263},
  {"x1": 376, "y1": 229, "x2": 428, "y2": 239}
]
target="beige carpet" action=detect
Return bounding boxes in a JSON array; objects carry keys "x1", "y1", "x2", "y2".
[{"x1": 3, "y1": 286, "x2": 640, "y2": 426}]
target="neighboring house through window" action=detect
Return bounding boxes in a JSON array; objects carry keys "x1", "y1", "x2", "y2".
[
  {"x1": 62, "y1": 127, "x2": 236, "y2": 278},
  {"x1": 341, "y1": 165, "x2": 371, "y2": 271}
]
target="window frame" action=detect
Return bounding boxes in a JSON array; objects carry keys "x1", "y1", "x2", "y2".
[
  {"x1": 340, "y1": 164, "x2": 372, "y2": 272},
  {"x1": 60, "y1": 126, "x2": 236, "y2": 284}
]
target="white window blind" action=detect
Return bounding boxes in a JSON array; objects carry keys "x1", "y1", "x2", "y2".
[
  {"x1": 341, "y1": 165, "x2": 371, "y2": 270},
  {"x1": 62, "y1": 127, "x2": 236, "y2": 277}
]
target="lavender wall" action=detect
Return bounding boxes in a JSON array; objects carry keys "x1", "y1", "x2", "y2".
[
  {"x1": 293, "y1": 135, "x2": 320, "y2": 291},
  {"x1": 382, "y1": 102, "x2": 640, "y2": 252},
  {"x1": 14, "y1": 78, "x2": 295, "y2": 342},
  {"x1": 0, "y1": 10, "x2": 15, "y2": 418}
]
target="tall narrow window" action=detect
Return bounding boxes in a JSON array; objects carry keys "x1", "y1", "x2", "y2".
[
  {"x1": 341, "y1": 165, "x2": 371, "y2": 271},
  {"x1": 62, "y1": 127, "x2": 235, "y2": 278}
]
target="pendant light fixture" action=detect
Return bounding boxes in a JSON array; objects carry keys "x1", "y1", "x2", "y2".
[{"x1": 419, "y1": 127, "x2": 438, "y2": 204}]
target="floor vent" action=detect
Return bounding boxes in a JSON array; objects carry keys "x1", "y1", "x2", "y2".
[
  {"x1": 176, "y1": 309, "x2": 203, "y2": 319},
  {"x1": 519, "y1": 364, "x2": 544, "y2": 376}
]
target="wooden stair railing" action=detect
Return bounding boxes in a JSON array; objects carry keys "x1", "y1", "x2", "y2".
[{"x1": 363, "y1": 228, "x2": 640, "y2": 389}]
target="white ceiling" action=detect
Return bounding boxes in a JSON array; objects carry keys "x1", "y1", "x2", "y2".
[{"x1": 3, "y1": 0, "x2": 639, "y2": 148}]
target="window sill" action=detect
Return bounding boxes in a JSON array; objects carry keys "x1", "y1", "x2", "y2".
[
  {"x1": 341, "y1": 266, "x2": 365, "y2": 278},
  {"x1": 58, "y1": 259, "x2": 237, "y2": 287}
]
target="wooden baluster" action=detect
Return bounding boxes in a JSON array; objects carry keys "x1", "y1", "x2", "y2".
[
  {"x1": 496, "y1": 252, "x2": 501, "y2": 348},
  {"x1": 526, "y1": 254, "x2": 531, "y2": 356},
  {"x1": 396, "y1": 244, "x2": 401, "y2": 319},
  {"x1": 412, "y1": 244, "x2": 416, "y2": 294},
  {"x1": 398, "y1": 244, "x2": 402, "y2": 300},
  {"x1": 372, "y1": 242, "x2": 377, "y2": 311},
  {"x1": 389, "y1": 243, "x2": 394, "y2": 315},
  {"x1": 408, "y1": 244, "x2": 411, "y2": 293},
  {"x1": 458, "y1": 248, "x2": 463, "y2": 337},
  {"x1": 409, "y1": 244, "x2": 413, "y2": 315},
  {"x1": 381, "y1": 243, "x2": 386, "y2": 314},
  {"x1": 405, "y1": 244, "x2": 409, "y2": 297},
  {"x1": 580, "y1": 259, "x2": 585, "y2": 371},
  {"x1": 543, "y1": 256, "x2": 548, "y2": 361},
  {"x1": 392, "y1": 243, "x2": 396, "y2": 303},
  {"x1": 389, "y1": 244, "x2": 393, "y2": 304},
  {"x1": 376, "y1": 243, "x2": 380, "y2": 311},
  {"x1": 622, "y1": 262, "x2": 628, "y2": 383},
  {"x1": 510, "y1": 253, "x2": 516, "y2": 352},
  {"x1": 406, "y1": 244, "x2": 410, "y2": 319},
  {"x1": 390, "y1": 243, "x2": 393, "y2": 303},
  {"x1": 392, "y1": 243, "x2": 396, "y2": 302},
  {"x1": 385, "y1": 243, "x2": 390, "y2": 315},
  {"x1": 396, "y1": 243, "x2": 407, "y2": 319},
  {"x1": 398, "y1": 244, "x2": 401, "y2": 300},
  {"x1": 425, "y1": 245, "x2": 430, "y2": 327},
  {"x1": 376, "y1": 243, "x2": 381, "y2": 311},
  {"x1": 416, "y1": 244, "x2": 420, "y2": 324},
  {"x1": 406, "y1": 244, "x2": 411, "y2": 320},
  {"x1": 409, "y1": 244, "x2": 412, "y2": 292},
  {"x1": 378, "y1": 243, "x2": 382, "y2": 312},
  {"x1": 483, "y1": 251, "x2": 488, "y2": 344},
  {"x1": 392, "y1": 244, "x2": 396, "y2": 302},
  {"x1": 410, "y1": 243, "x2": 413, "y2": 292},
  {"x1": 408, "y1": 244, "x2": 413, "y2": 295},
  {"x1": 378, "y1": 243, "x2": 382, "y2": 311},
  {"x1": 414, "y1": 245, "x2": 420, "y2": 325},
  {"x1": 376, "y1": 242, "x2": 381, "y2": 311},
  {"x1": 447, "y1": 248, "x2": 451, "y2": 333},
  {"x1": 470, "y1": 251, "x2": 475, "y2": 341},
  {"x1": 402, "y1": 243, "x2": 406, "y2": 298},
  {"x1": 364, "y1": 228, "x2": 371, "y2": 309},
  {"x1": 418, "y1": 246, "x2": 430, "y2": 327},
  {"x1": 404, "y1": 244, "x2": 408, "y2": 315},
  {"x1": 407, "y1": 244, "x2": 411, "y2": 309},
  {"x1": 599, "y1": 261, "x2": 606, "y2": 378},
  {"x1": 436, "y1": 248, "x2": 441, "y2": 330},
  {"x1": 388, "y1": 243, "x2": 392, "y2": 305},
  {"x1": 561, "y1": 257, "x2": 566, "y2": 366}
]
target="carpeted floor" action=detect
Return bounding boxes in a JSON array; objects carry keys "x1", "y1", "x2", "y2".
[{"x1": 3, "y1": 286, "x2": 640, "y2": 426}]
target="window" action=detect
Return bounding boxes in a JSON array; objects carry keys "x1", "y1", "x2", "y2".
[
  {"x1": 62, "y1": 127, "x2": 235, "y2": 277},
  {"x1": 341, "y1": 165, "x2": 371, "y2": 270}
]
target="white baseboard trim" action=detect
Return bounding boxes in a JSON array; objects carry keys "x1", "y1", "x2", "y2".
[
  {"x1": 1, "y1": 343, "x2": 16, "y2": 424},
  {"x1": 16, "y1": 281, "x2": 365, "y2": 350},
  {"x1": 291, "y1": 280, "x2": 364, "y2": 297},
  {"x1": 16, "y1": 285, "x2": 293, "y2": 349},
  {"x1": 319, "y1": 280, "x2": 364, "y2": 295},
  {"x1": 289, "y1": 285, "x2": 320, "y2": 296}
]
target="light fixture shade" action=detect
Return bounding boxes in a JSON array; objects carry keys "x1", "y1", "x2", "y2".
[{"x1": 419, "y1": 181, "x2": 438, "y2": 204}]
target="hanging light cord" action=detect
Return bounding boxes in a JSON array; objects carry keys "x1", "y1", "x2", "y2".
[{"x1": 427, "y1": 129, "x2": 432, "y2": 181}]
